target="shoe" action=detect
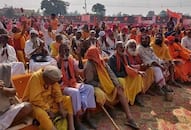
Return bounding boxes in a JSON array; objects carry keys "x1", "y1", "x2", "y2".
[{"x1": 124, "y1": 119, "x2": 139, "y2": 129}]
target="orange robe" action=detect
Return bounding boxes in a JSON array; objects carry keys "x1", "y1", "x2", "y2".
[
  {"x1": 151, "y1": 42, "x2": 190, "y2": 82},
  {"x1": 167, "y1": 42, "x2": 191, "y2": 81}
]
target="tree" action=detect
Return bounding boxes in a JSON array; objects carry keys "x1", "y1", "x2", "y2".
[
  {"x1": 4, "y1": 7, "x2": 16, "y2": 18},
  {"x1": 92, "y1": 3, "x2": 106, "y2": 16},
  {"x1": 159, "y1": 10, "x2": 167, "y2": 17},
  {"x1": 146, "y1": 11, "x2": 155, "y2": 17},
  {"x1": 41, "y1": 0, "x2": 70, "y2": 16}
]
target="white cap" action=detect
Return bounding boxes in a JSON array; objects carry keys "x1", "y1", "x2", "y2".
[
  {"x1": 29, "y1": 29, "x2": 39, "y2": 35},
  {"x1": 98, "y1": 31, "x2": 105, "y2": 37}
]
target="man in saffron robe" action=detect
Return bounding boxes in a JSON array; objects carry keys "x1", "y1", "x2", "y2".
[
  {"x1": 22, "y1": 65, "x2": 75, "y2": 130},
  {"x1": 108, "y1": 41, "x2": 145, "y2": 106},
  {"x1": 84, "y1": 46, "x2": 139, "y2": 129},
  {"x1": 57, "y1": 44, "x2": 96, "y2": 130},
  {"x1": 166, "y1": 35, "x2": 191, "y2": 82},
  {"x1": 12, "y1": 22, "x2": 27, "y2": 65},
  {"x1": 137, "y1": 34, "x2": 173, "y2": 96},
  {"x1": 125, "y1": 39, "x2": 155, "y2": 94},
  {"x1": 150, "y1": 32, "x2": 181, "y2": 87}
]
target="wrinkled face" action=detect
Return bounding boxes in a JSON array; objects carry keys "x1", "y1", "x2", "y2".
[
  {"x1": 59, "y1": 44, "x2": 70, "y2": 59},
  {"x1": 126, "y1": 41, "x2": 137, "y2": 56},
  {"x1": 116, "y1": 43, "x2": 124, "y2": 55},
  {"x1": 127, "y1": 42, "x2": 136, "y2": 52},
  {"x1": 141, "y1": 35, "x2": 150, "y2": 47}
]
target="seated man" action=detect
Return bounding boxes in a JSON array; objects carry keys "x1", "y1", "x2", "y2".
[
  {"x1": 108, "y1": 41, "x2": 145, "y2": 106},
  {"x1": 150, "y1": 32, "x2": 181, "y2": 87},
  {"x1": 0, "y1": 64, "x2": 31, "y2": 130},
  {"x1": 22, "y1": 65, "x2": 75, "y2": 130},
  {"x1": 84, "y1": 46, "x2": 139, "y2": 129},
  {"x1": 137, "y1": 34, "x2": 173, "y2": 95},
  {"x1": 0, "y1": 31, "x2": 25, "y2": 76},
  {"x1": 167, "y1": 35, "x2": 191, "y2": 83},
  {"x1": 24, "y1": 29, "x2": 57, "y2": 72},
  {"x1": 57, "y1": 44, "x2": 96, "y2": 130},
  {"x1": 125, "y1": 39, "x2": 155, "y2": 94}
]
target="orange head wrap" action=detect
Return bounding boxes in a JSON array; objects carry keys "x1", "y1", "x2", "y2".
[{"x1": 85, "y1": 46, "x2": 103, "y2": 66}]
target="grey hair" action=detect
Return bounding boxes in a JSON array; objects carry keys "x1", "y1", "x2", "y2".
[{"x1": 125, "y1": 39, "x2": 137, "y2": 49}]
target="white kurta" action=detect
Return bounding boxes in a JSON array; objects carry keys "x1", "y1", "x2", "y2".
[
  {"x1": 25, "y1": 38, "x2": 57, "y2": 72},
  {"x1": 62, "y1": 59, "x2": 96, "y2": 115},
  {"x1": 137, "y1": 45, "x2": 165, "y2": 87},
  {"x1": 0, "y1": 44, "x2": 25, "y2": 75}
]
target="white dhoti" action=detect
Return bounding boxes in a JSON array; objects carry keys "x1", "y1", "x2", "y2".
[
  {"x1": 63, "y1": 84, "x2": 96, "y2": 115},
  {"x1": 152, "y1": 66, "x2": 166, "y2": 87},
  {"x1": 10, "y1": 62, "x2": 25, "y2": 76},
  {"x1": 29, "y1": 56, "x2": 57, "y2": 72},
  {"x1": 0, "y1": 103, "x2": 25, "y2": 130}
]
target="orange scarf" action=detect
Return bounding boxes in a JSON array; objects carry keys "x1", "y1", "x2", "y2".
[
  {"x1": 85, "y1": 46, "x2": 104, "y2": 66},
  {"x1": 115, "y1": 52, "x2": 138, "y2": 77},
  {"x1": 85, "y1": 46, "x2": 115, "y2": 94},
  {"x1": 61, "y1": 57, "x2": 76, "y2": 89}
]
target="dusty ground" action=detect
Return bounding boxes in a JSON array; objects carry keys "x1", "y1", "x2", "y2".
[{"x1": 89, "y1": 84, "x2": 191, "y2": 130}]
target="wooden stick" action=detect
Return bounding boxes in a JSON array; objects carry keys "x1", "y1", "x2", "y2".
[{"x1": 101, "y1": 106, "x2": 121, "y2": 130}]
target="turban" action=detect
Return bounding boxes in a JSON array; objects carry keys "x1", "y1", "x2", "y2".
[
  {"x1": 85, "y1": 46, "x2": 103, "y2": 65},
  {"x1": 29, "y1": 29, "x2": 39, "y2": 35},
  {"x1": 43, "y1": 66, "x2": 62, "y2": 82},
  {"x1": 90, "y1": 30, "x2": 96, "y2": 34},
  {"x1": 167, "y1": 36, "x2": 175, "y2": 42}
]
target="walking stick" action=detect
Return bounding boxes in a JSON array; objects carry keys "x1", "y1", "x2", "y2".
[{"x1": 101, "y1": 105, "x2": 121, "y2": 130}]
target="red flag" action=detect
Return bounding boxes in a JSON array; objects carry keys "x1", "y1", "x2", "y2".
[{"x1": 167, "y1": 9, "x2": 182, "y2": 19}]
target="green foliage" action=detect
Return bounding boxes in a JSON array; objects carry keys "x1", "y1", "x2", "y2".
[
  {"x1": 92, "y1": 3, "x2": 106, "y2": 16},
  {"x1": 4, "y1": 7, "x2": 16, "y2": 18},
  {"x1": 41, "y1": 0, "x2": 69, "y2": 16},
  {"x1": 159, "y1": 10, "x2": 167, "y2": 17},
  {"x1": 147, "y1": 11, "x2": 155, "y2": 17}
]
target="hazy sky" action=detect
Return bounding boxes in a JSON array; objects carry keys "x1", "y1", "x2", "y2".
[{"x1": 0, "y1": 0, "x2": 191, "y2": 16}]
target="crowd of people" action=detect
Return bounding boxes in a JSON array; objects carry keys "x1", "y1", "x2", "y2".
[{"x1": 0, "y1": 13, "x2": 191, "y2": 130}]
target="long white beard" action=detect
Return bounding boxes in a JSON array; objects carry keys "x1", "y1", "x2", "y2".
[{"x1": 127, "y1": 48, "x2": 137, "y2": 56}]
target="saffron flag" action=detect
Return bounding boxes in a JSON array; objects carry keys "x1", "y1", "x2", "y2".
[{"x1": 167, "y1": 9, "x2": 182, "y2": 19}]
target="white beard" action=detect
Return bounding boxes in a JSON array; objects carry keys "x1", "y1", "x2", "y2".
[{"x1": 127, "y1": 48, "x2": 137, "y2": 56}]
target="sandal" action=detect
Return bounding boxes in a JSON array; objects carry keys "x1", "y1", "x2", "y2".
[{"x1": 124, "y1": 119, "x2": 139, "y2": 129}]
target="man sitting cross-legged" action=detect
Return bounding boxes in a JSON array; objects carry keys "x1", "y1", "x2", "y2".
[
  {"x1": 84, "y1": 46, "x2": 139, "y2": 129},
  {"x1": 57, "y1": 43, "x2": 96, "y2": 130}
]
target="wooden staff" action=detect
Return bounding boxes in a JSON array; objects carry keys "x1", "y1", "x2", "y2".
[{"x1": 101, "y1": 105, "x2": 121, "y2": 130}]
